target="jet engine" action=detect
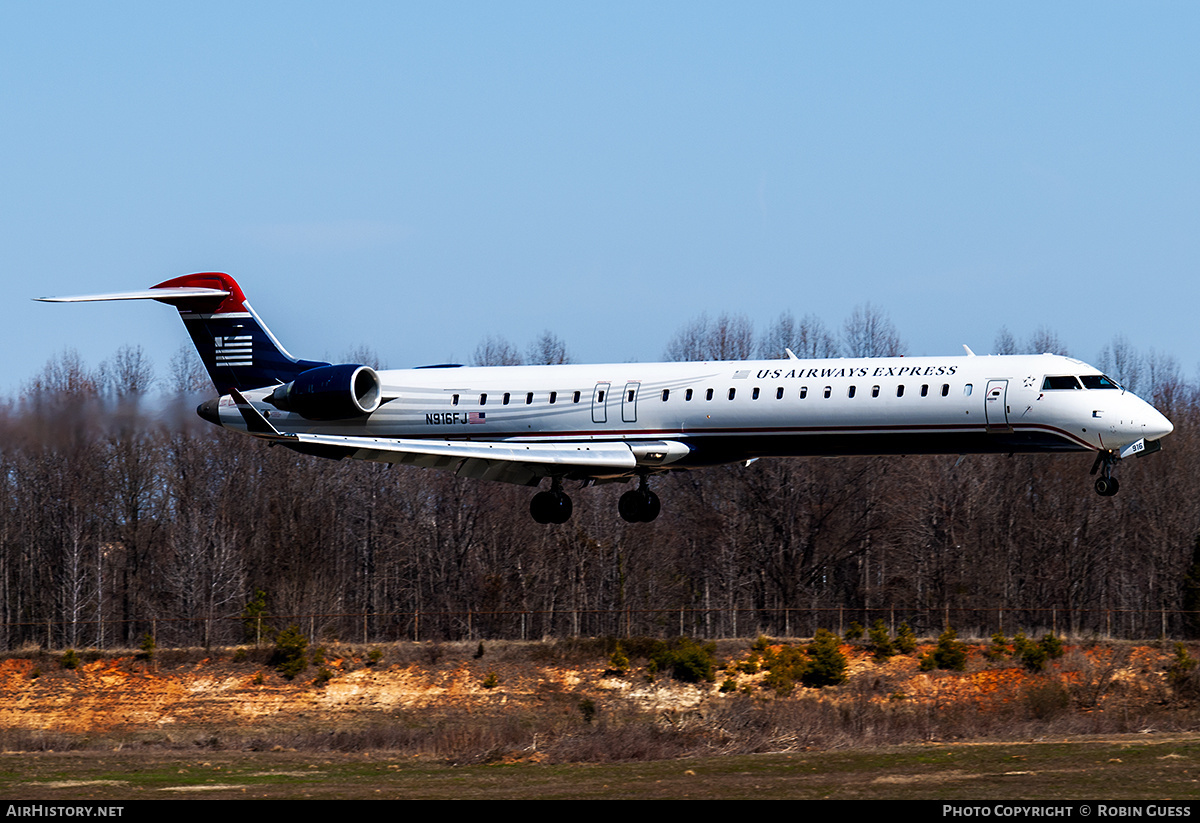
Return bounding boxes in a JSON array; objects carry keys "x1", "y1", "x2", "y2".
[{"x1": 265, "y1": 364, "x2": 382, "y2": 420}]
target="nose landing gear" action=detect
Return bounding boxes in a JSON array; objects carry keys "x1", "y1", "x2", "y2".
[{"x1": 1090, "y1": 451, "x2": 1120, "y2": 497}]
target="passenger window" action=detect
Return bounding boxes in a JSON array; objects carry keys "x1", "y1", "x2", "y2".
[
  {"x1": 573, "y1": 391, "x2": 581, "y2": 403},
  {"x1": 480, "y1": 393, "x2": 487, "y2": 405},
  {"x1": 752, "y1": 387, "x2": 760, "y2": 400},
  {"x1": 549, "y1": 392, "x2": 557, "y2": 404},
  {"x1": 871, "y1": 385, "x2": 880, "y2": 398},
  {"x1": 800, "y1": 387, "x2": 808, "y2": 399},
  {"x1": 686, "y1": 389, "x2": 693, "y2": 401},
  {"x1": 941, "y1": 384, "x2": 950, "y2": 397},
  {"x1": 662, "y1": 389, "x2": 669, "y2": 401},
  {"x1": 920, "y1": 385, "x2": 929, "y2": 397},
  {"x1": 848, "y1": 386, "x2": 856, "y2": 398},
  {"x1": 526, "y1": 392, "x2": 534, "y2": 404},
  {"x1": 823, "y1": 386, "x2": 832, "y2": 398},
  {"x1": 1042, "y1": 375, "x2": 1083, "y2": 390},
  {"x1": 706, "y1": 388, "x2": 714, "y2": 401},
  {"x1": 896, "y1": 385, "x2": 904, "y2": 398},
  {"x1": 728, "y1": 388, "x2": 736, "y2": 400},
  {"x1": 627, "y1": 389, "x2": 634, "y2": 402},
  {"x1": 503, "y1": 393, "x2": 511, "y2": 405},
  {"x1": 597, "y1": 390, "x2": 605, "y2": 402},
  {"x1": 452, "y1": 394, "x2": 460, "y2": 406},
  {"x1": 776, "y1": 387, "x2": 784, "y2": 400},
  {"x1": 964, "y1": 384, "x2": 973, "y2": 396}
]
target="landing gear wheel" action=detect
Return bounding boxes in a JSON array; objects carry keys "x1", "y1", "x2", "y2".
[
  {"x1": 1090, "y1": 451, "x2": 1121, "y2": 497},
  {"x1": 642, "y1": 490, "x2": 661, "y2": 521},
  {"x1": 618, "y1": 488, "x2": 661, "y2": 523},
  {"x1": 530, "y1": 490, "x2": 573, "y2": 524},
  {"x1": 618, "y1": 490, "x2": 641, "y2": 522}
]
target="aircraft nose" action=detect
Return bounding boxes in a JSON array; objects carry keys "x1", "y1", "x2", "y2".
[
  {"x1": 197, "y1": 397, "x2": 223, "y2": 426},
  {"x1": 1147, "y1": 407, "x2": 1174, "y2": 441}
]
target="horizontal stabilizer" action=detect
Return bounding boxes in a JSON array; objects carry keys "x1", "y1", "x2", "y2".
[
  {"x1": 36, "y1": 287, "x2": 229, "y2": 304},
  {"x1": 38, "y1": 273, "x2": 330, "y2": 393}
]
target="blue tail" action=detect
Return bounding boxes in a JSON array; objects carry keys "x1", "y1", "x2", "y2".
[{"x1": 147, "y1": 273, "x2": 329, "y2": 394}]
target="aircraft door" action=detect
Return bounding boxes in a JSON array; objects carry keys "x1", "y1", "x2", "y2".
[
  {"x1": 622, "y1": 381, "x2": 640, "y2": 423},
  {"x1": 592, "y1": 382, "x2": 610, "y2": 424},
  {"x1": 985, "y1": 379, "x2": 1011, "y2": 432}
]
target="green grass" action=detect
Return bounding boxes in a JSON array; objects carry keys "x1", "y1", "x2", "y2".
[{"x1": 5, "y1": 736, "x2": 1200, "y2": 800}]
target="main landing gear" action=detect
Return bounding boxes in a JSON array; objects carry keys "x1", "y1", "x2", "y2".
[
  {"x1": 530, "y1": 479, "x2": 573, "y2": 524},
  {"x1": 1090, "y1": 451, "x2": 1120, "y2": 497},
  {"x1": 618, "y1": 477, "x2": 661, "y2": 523},
  {"x1": 529, "y1": 476, "x2": 663, "y2": 523}
]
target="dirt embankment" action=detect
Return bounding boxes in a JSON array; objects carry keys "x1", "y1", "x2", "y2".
[
  {"x1": 0, "y1": 651, "x2": 606, "y2": 734},
  {"x1": 0, "y1": 640, "x2": 1184, "y2": 749}
]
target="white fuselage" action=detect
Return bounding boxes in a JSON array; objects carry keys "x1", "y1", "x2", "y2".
[
  {"x1": 215, "y1": 352, "x2": 1173, "y2": 478},
  {"x1": 42, "y1": 271, "x2": 1175, "y2": 518}
]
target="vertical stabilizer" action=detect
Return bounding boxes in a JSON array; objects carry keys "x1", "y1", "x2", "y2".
[{"x1": 149, "y1": 273, "x2": 329, "y2": 393}]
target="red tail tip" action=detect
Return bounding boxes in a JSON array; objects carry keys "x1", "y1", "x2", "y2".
[{"x1": 152, "y1": 272, "x2": 247, "y2": 313}]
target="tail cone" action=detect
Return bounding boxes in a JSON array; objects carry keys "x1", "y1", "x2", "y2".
[{"x1": 197, "y1": 397, "x2": 222, "y2": 426}]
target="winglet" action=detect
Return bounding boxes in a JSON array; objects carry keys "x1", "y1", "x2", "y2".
[{"x1": 963, "y1": 345, "x2": 976, "y2": 357}]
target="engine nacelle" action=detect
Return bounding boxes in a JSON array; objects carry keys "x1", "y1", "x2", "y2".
[{"x1": 266, "y1": 364, "x2": 382, "y2": 420}]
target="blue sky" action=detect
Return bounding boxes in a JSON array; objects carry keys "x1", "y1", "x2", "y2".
[{"x1": 3, "y1": 2, "x2": 1198, "y2": 396}]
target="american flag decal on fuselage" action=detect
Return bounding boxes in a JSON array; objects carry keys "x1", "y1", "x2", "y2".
[{"x1": 214, "y1": 335, "x2": 253, "y2": 366}]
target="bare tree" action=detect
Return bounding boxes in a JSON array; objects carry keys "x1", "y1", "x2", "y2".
[
  {"x1": 169, "y1": 343, "x2": 212, "y2": 396},
  {"x1": 1097, "y1": 335, "x2": 1142, "y2": 393},
  {"x1": 527, "y1": 331, "x2": 570, "y2": 365},
  {"x1": 472, "y1": 335, "x2": 522, "y2": 366},
  {"x1": 1146, "y1": 349, "x2": 1183, "y2": 411},
  {"x1": 1027, "y1": 326, "x2": 1069, "y2": 356},
  {"x1": 993, "y1": 327, "x2": 1017, "y2": 356},
  {"x1": 342, "y1": 345, "x2": 387, "y2": 370},
  {"x1": 760, "y1": 312, "x2": 839, "y2": 360},
  {"x1": 664, "y1": 313, "x2": 754, "y2": 361},
  {"x1": 664, "y1": 315, "x2": 708, "y2": 362},
  {"x1": 842, "y1": 304, "x2": 903, "y2": 358},
  {"x1": 24, "y1": 349, "x2": 100, "y2": 400},
  {"x1": 100, "y1": 345, "x2": 155, "y2": 402},
  {"x1": 0, "y1": 334, "x2": 1197, "y2": 649}
]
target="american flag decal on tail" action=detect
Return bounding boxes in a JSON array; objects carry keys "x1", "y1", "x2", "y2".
[{"x1": 214, "y1": 335, "x2": 253, "y2": 367}]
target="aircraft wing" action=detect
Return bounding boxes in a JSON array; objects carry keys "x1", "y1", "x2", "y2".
[
  {"x1": 229, "y1": 390, "x2": 637, "y2": 485},
  {"x1": 290, "y1": 431, "x2": 637, "y2": 483}
]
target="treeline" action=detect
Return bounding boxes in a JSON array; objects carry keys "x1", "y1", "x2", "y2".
[{"x1": 1, "y1": 308, "x2": 1197, "y2": 650}]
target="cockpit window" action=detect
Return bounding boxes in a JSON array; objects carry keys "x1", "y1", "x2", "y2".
[
  {"x1": 1042, "y1": 375, "x2": 1082, "y2": 390},
  {"x1": 1080, "y1": 374, "x2": 1121, "y2": 390}
]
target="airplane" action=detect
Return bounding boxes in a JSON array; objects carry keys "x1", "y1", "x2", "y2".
[{"x1": 38, "y1": 272, "x2": 1174, "y2": 524}]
